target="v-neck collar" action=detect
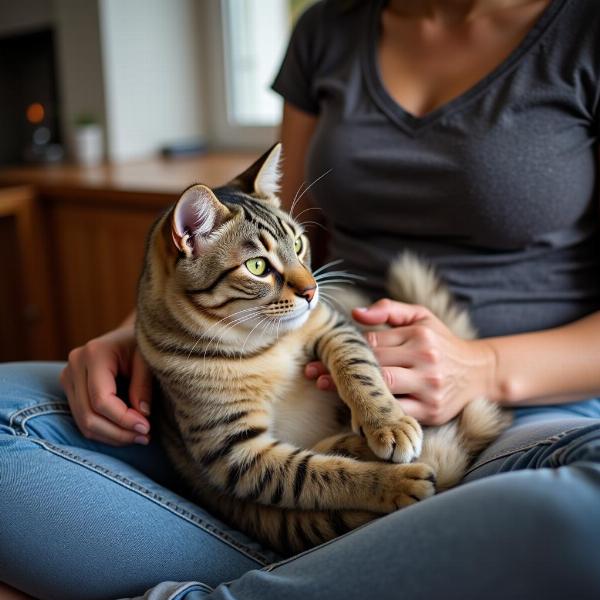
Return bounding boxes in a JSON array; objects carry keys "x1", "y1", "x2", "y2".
[{"x1": 362, "y1": 0, "x2": 568, "y2": 136}]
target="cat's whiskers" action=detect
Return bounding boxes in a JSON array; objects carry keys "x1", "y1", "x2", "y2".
[
  {"x1": 196, "y1": 304, "x2": 264, "y2": 343},
  {"x1": 318, "y1": 290, "x2": 347, "y2": 313},
  {"x1": 319, "y1": 295, "x2": 345, "y2": 315},
  {"x1": 238, "y1": 315, "x2": 271, "y2": 360},
  {"x1": 297, "y1": 219, "x2": 328, "y2": 232},
  {"x1": 312, "y1": 259, "x2": 344, "y2": 277},
  {"x1": 315, "y1": 270, "x2": 366, "y2": 282},
  {"x1": 208, "y1": 315, "x2": 260, "y2": 364},
  {"x1": 210, "y1": 310, "x2": 265, "y2": 355},
  {"x1": 293, "y1": 205, "x2": 323, "y2": 222},
  {"x1": 201, "y1": 309, "x2": 263, "y2": 363},
  {"x1": 187, "y1": 305, "x2": 262, "y2": 359},
  {"x1": 317, "y1": 278, "x2": 357, "y2": 286},
  {"x1": 260, "y1": 317, "x2": 279, "y2": 351},
  {"x1": 293, "y1": 168, "x2": 332, "y2": 208},
  {"x1": 289, "y1": 180, "x2": 307, "y2": 218}
]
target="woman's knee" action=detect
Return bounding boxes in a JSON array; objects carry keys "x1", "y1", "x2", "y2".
[{"x1": 0, "y1": 362, "x2": 67, "y2": 431}]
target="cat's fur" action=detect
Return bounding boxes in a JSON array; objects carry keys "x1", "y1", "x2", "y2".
[{"x1": 136, "y1": 144, "x2": 510, "y2": 556}]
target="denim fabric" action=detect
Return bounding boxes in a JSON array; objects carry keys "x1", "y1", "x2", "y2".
[
  {"x1": 0, "y1": 363, "x2": 278, "y2": 600},
  {"x1": 1, "y1": 362, "x2": 600, "y2": 600}
]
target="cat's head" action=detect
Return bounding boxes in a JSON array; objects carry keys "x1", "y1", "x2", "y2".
[{"x1": 152, "y1": 144, "x2": 319, "y2": 344}]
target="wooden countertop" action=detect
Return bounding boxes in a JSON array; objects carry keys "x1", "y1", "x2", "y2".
[{"x1": 0, "y1": 152, "x2": 258, "y2": 197}]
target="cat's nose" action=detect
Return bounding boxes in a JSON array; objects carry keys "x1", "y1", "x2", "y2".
[{"x1": 297, "y1": 285, "x2": 316, "y2": 304}]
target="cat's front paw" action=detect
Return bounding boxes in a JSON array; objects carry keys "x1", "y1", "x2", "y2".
[
  {"x1": 353, "y1": 411, "x2": 423, "y2": 463},
  {"x1": 376, "y1": 462, "x2": 436, "y2": 511}
]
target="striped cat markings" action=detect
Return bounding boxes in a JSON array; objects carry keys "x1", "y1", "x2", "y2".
[{"x1": 136, "y1": 144, "x2": 510, "y2": 555}]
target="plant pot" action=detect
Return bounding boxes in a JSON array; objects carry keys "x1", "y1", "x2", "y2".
[{"x1": 73, "y1": 124, "x2": 104, "y2": 166}]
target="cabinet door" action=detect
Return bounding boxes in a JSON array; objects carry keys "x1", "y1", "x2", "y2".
[
  {"x1": 0, "y1": 186, "x2": 58, "y2": 360},
  {"x1": 50, "y1": 200, "x2": 166, "y2": 356}
]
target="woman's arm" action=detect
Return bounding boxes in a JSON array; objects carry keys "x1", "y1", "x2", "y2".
[
  {"x1": 279, "y1": 102, "x2": 318, "y2": 210},
  {"x1": 484, "y1": 309, "x2": 600, "y2": 406},
  {"x1": 279, "y1": 101, "x2": 317, "y2": 209},
  {"x1": 60, "y1": 311, "x2": 153, "y2": 445},
  {"x1": 308, "y1": 301, "x2": 600, "y2": 425},
  {"x1": 279, "y1": 101, "x2": 330, "y2": 265}
]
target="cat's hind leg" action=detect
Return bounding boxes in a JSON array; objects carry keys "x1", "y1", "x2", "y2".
[{"x1": 220, "y1": 493, "x2": 379, "y2": 556}]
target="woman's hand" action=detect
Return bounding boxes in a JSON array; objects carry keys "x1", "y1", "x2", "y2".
[
  {"x1": 60, "y1": 321, "x2": 153, "y2": 446},
  {"x1": 306, "y1": 299, "x2": 497, "y2": 426}
]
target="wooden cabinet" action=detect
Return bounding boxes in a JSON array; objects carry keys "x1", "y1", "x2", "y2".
[
  {"x1": 0, "y1": 153, "x2": 255, "y2": 360},
  {"x1": 45, "y1": 191, "x2": 173, "y2": 356},
  {"x1": 0, "y1": 185, "x2": 58, "y2": 360}
]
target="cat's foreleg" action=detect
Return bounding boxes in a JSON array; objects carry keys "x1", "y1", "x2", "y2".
[
  {"x1": 182, "y1": 423, "x2": 435, "y2": 513},
  {"x1": 312, "y1": 432, "x2": 378, "y2": 461},
  {"x1": 310, "y1": 309, "x2": 424, "y2": 464}
]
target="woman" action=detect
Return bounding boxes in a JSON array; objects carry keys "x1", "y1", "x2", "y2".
[{"x1": 2, "y1": 1, "x2": 600, "y2": 598}]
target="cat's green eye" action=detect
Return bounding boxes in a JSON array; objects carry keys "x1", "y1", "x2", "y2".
[
  {"x1": 246, "y1": 257, "x2": 268, "y2": 276},
  {"x1": 294, "y1": 237, "x2": 303, "y2": 255}
]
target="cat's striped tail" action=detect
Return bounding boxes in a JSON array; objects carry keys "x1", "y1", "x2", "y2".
[
  {"x1": 388, "y1": 252, "x2": 511, "y2": 489},
  {"x1": 387, "y1": 252, "x2": 476, "y2": 339}
]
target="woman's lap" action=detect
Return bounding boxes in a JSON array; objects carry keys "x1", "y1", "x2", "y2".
[
  {"x1": 0, "y1": 363, "x2": 278, "y2": 600},
  {"x1": 1, "y1": 362, "x2": 600, "y2": 600}
]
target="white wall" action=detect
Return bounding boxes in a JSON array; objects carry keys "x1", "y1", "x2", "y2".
[
  {"x1": 53, "y1": 0, "x2": 107, "y2": 157},
  {"x1": 98, "y1": 0, "x2": 207, "y2": 162}
]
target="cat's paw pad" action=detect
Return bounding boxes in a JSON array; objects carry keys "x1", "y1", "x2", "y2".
[
  {"x1": 358, "y1": 414, "x2": 423, "y2": 463},
  {"x1": 379, "y1": 462, "x2": 436, "y2": 511}
]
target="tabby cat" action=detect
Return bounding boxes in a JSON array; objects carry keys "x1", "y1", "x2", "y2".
[{"x1": 136, "y1": 144, "x2": 510, "y2": 556}]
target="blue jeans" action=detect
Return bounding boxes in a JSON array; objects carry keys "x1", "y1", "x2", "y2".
[{"x1": 1, "y1": 362, "x2": 599, "y2": 600}]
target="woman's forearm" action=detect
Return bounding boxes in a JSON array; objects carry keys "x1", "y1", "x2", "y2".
[
  {"x1": 480, "y1": 310, "x2": 600, "y2": 407},
  {"x1": 119, "y1": 310, "x2": 136, "y2": 329}
]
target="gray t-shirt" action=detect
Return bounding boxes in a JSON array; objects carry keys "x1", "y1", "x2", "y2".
[{"x1": 272, "y1": 0, "x2": 600, "y2": 337}]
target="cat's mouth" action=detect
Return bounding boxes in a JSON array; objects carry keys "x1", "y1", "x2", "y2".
[
  {"x1": 265, "y1": 291, "x2": 318, "y2": 330},
  {"x1": 271, "y1": 310, "x2": 310, "y2": 331}
]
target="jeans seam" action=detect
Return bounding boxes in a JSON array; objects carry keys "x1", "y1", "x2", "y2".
[
  {"x1": 260, "y1": 517, "x2": 376, "y2": 572},
  {"x1": 11, "y1": 428, "x2": 271, "y2": 566},
  {"x1": 32, "y1": 438, "x2": 271, "y2": 565},
  {"x1": 9, "y1": 401, "x2": 71, "y2": 435},
  {"x1": 167, "y1": 582, "x2": 214, "y2": 599},
  {"x1": 464, "y1": 425, "x2": 588, "y2": 477}
]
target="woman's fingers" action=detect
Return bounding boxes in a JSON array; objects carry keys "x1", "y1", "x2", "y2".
[
  {"x1": 63, "y1": 342, "x2": 150, "y2": 446},
  {"x1": 364, "y1": 327, "x2": 410, "y2": 348},
  {"x1": 75, "y1": 403, "x2": 150, "y2": 446},
  {"x1": 370, "y1": 346, "x2": 413, "y2": 367},
  {"x1": 352, "y1": 299, "x2": 431, "y2": 327},
  {"x1": 394, "y1": 398, "x2": 430, "y2": 423},
  {"x1": 86, "y1": 358, "x2": 150, "y2": 434},
  {"x1": 379, "y1": 366, "x2": 422, "y2": 396},
  {"x1": 305, "y1": 361, "x2": 328, "y2": 379},
  {"x1": 62, "y1": 363, "x2": 139, "y2": 445}
]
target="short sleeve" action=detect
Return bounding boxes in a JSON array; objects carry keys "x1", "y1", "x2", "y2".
[{"x1": 271, "y1": 3, "x2": 324, "y2": 115}]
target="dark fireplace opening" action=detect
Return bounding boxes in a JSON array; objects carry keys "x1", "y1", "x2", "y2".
[{"x1": 0, "y1": 28, "x2": 63, "y2": 166}]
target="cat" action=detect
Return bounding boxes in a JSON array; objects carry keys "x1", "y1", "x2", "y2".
[{"x1": 136, "y1": 144, "x2": 510, "y2": 557}]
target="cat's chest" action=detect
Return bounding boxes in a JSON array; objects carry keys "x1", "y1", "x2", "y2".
[
  {"x1": 271, "y1": 378, "x2": 349, "y2": 449},
  {"x1": 241, "y1": 336, "x2": 349, "y2": 448}
]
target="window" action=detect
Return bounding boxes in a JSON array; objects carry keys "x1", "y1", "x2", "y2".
[
  {"x1": 223, "y1": 0, "x2": 289, "y2": 126},
  {"x1": 208, "y1": 0, "x2": 314, "y2": 147}
]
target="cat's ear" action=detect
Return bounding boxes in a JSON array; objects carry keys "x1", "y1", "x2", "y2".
[
  {"x1": 228, "y1": 143, "x2": 282, "y2": 206},
  {"x1": 171, "y1": 184, "x2": 231, "y2": 257}
]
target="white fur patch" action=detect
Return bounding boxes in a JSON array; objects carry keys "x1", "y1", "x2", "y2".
[{"x1": 272, "y1": 378, "x2": 345, "y2": 448}]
